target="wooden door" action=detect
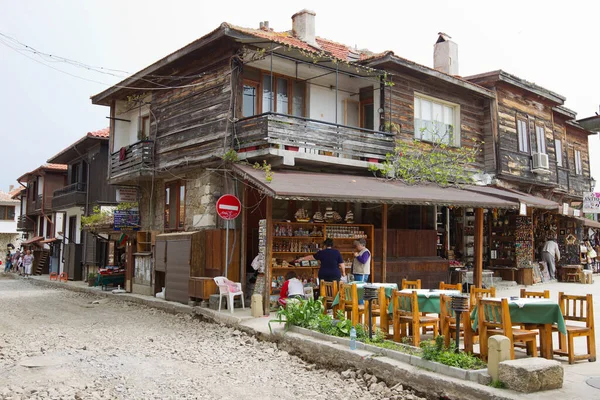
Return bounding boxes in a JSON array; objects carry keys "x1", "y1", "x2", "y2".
[{"x1": 165, "y1": 237, "x2": 191, "y2": 304}]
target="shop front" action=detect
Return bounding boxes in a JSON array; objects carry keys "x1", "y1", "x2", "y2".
[{"x1": 233, "y1": 164, "x2": 519, "y2": 314}]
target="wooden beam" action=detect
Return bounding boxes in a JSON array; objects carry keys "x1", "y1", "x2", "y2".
[
  {"x1": 382, "y1": 203, "x2": 388, "y2": 283},
  {"x1": 263, "y1": 195, "x2": 273, "y2": 315},
  {"x1": 474, "y1": 208, "x2": 484, "y2": 288}
]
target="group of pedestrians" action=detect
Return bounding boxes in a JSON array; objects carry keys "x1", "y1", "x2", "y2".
[{"x1": 3, "y1": 247, "x2": 34, "y2": 277}]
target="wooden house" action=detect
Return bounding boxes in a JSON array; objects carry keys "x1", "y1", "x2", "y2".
[{"x1": 46, "y1": 128, "x2": 117, "y2": 280}]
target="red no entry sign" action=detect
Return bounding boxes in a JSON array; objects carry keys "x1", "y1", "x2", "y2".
[{"x1": 216, "y1": 194, "x2": 241, "y2": 220}]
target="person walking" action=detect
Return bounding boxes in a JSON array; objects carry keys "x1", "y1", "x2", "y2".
[
  {"x1": 22, "y1": 250, "x2": 34, "y2": 278},
  {"x1": 541, "y1": 236, "x2": 560, "y2": 280}
]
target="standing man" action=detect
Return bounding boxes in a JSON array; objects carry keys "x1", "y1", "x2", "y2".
[
  {"x1": 541, "y1": 236, "x2": 560, "y2": 281},
  {"x1": 4, "y1": 248, "x2": 12, "y2": 273},
  {"x1": 22, "y1": 250, "x2": 34, "y2": 278},
  {"x1": 352, "y1": 238, "x2": 371, "y2": 283}
]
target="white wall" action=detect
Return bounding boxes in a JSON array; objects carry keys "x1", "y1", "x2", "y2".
[
  {"x1": 0, "y1": 201, "x2": 18, "y2": 234},
  {"x1": 113, "y1": 96, "x2": 152, "y2": 151}
]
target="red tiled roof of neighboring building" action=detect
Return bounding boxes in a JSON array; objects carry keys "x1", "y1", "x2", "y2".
[
  {"x1": 44, "y1": 163, "x2": 68, "y2": 171},
  {"x1": 0, "y1": 191, "x2": 19, "y2": 204},
  {"x1": 8, "y1": 187, "x2": 24, "y2": 199},
  {"x1": 87, "y1": 127, "x2": 110, "y2": 138}
]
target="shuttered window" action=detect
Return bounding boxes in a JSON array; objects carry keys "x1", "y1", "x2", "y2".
[{"x1": 517, "y1": 119, "x2": 529, "y2": 153}]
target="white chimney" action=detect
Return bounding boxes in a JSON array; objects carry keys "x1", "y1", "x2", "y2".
[
  {"x1": 292, "y1": 9, "x2": 317, "y2": 47},
  {"x1": 434, "y1": 32, "x2": 458, "y2": 75}
]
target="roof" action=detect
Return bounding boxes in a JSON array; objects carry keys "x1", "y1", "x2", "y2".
[
  {"x1": 47, "y1": 127, "x2": 110, "y2": 164},
  {"x1": 577, "y1": 115, "x2": 600, "y2": 133},
  {"x1": 463, "y1": 186, "x2": 559, "y2": 210},
  {"x1": 553, "y1": 105, "x2": 577, "y2": 120},
  {"x1": 232, "y1": 164, "x2": 518, "y2": 209},
  {"x1": 22, "y1": 236, "x2": 43, "y2": 246},
  {"x1": 465, "y1": 70, "x2": 566, "y2": 104},
  {"x1": 9, "y1": 187, "x2": 24, "y2": 199},
  {"x1": 17, "y1": 164, "x2": 68, "y2": 183},
  {"x1": 364, "y1": 52, "x2": 495, "y2": 99},
  {"x1": 0, "y1": 191, "x2": 19, "y2": 204}
]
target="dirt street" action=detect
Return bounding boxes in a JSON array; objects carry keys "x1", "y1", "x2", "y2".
[{"x1": 0, "y1": 277, "x2": 422, "y2": 400}]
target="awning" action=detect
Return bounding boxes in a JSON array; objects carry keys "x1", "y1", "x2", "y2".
[
  {"x1": 233, "y1": 164, "x2": 518, "y2": 209},
  {"x1": 22, "y1": 236, "x2": 43, "y2": 245},
  {"x1": 41, "y1": 237, "x2": 60, "y2": 244},
  {"x1": 463, "y1": 186, "x2": 559, "y2": 210},
  {"x1": 583, "y1": 219, "x2": 600, "y2": 229}
]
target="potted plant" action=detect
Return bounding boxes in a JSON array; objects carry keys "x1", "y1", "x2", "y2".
[{"x1": 87, "y1": 272, "x2": 97, "y2": 287}]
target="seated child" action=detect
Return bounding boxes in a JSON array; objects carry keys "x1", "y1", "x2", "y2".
[{"x1": 278, "y1": 271, "x2": 305, "y2": 307}]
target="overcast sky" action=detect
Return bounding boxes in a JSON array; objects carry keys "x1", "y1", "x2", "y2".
[{"x1": 1, "y1": 0, "x2": 599, "y2": 192}]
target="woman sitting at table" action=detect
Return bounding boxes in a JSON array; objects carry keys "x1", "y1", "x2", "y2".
[
  {"x1": 297, "y1": 238, "x2": 346, "y2": 282},
  {"x1": 278, "y1": 271, "x2": 305, "y2": 307}
]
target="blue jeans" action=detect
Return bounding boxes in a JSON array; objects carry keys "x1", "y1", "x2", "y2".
[
  {"x1": 4, "y1": 261, "x2": 11, "y2": 272},
  {"x1": 353, "y1": 274, "x2": 370, "y2": 305}
]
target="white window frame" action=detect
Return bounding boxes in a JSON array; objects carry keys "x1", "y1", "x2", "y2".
[
  {"x1": 517, "y1": 119, "x2": 529, "y2": 153},
  {"x1": 535, "y1": 125, "x2": 547, "y2": 154},
  {"x1": 575, "y1": 149, "x2": 582, "y2": 175},
  {"x1": 555, "y1": 139, "x2": 563, "y2": 167},
  {"x1": 413, "y1": 93, "x2": 461, "y2": 147}
]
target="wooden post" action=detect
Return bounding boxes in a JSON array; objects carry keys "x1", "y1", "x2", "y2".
[
  {"x1": 474, "y1": 208, "x2": 484, "y2": 288},
  {"x1": 240, "y1": 183, "x2": 248, "y2": 292},
  {"x1": 382, "y1": 203, "x2": 388, "y2": 283},
  {"x1": 263, "y1": 196, "x2": 273, "y2": 315}
]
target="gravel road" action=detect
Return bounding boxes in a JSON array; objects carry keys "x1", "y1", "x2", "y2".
[{"x1": 0, "y1": 276, "x2": 424, "y2": 400}]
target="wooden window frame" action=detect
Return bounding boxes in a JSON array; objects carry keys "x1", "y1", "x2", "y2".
[
  {"x1": 164, "y1": 180, "x2": 186, "y2": 232},
  {"x1": 516, "y1": 117, "x2": 529, "y2": 154},
  {"x1": 140, "y1": 115, "x2": 150, "y2": 140},
  {"x1": 0, "y1": 205, "x2": 15, "y2": 221},
  {"x1": 413, "y1": 92, "x2": 461, "y2": 147},
  {"x1": 241, "y1": 68, "x2": 306, "y2": 118},
  {"x1": 360, "y1": 98, "x2": 374, "y2": 130},
  {"x1": 535, "y1": 124, "x2": 547, "y2": 154},
  {"x1": 242, "y1": 79, "x2": 260, "y2": 118}
]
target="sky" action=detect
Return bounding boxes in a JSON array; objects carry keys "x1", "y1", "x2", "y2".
[{"x1": 1, "y1": 0, "x2": 599, "y2": 192}]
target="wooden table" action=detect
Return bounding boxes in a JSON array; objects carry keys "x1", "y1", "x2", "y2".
[
  {"x1": 558, "y1": 265, "x2": 582, "y2": 282},
  {"x1": 470, "y1": 298, "x2": 567, "y2": 359}
]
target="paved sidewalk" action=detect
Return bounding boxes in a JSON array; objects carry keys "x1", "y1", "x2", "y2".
[{"x1": 11, "y1": 272, "x2": 600, "y2": 399}]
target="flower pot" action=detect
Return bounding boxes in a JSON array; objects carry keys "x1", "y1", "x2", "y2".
[
  {"x1": 367, "y1": 158, "x2": 379, "y2": 163},
  {"x1": 285, "y1": 146, "x2": 299, "y2": 151}
]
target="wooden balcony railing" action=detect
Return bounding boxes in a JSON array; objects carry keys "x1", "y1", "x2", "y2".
[
  {"x1": 52, "y1": 182, "x2": 87, "y2": 209},
  {"x1": 110, "y1": 140, "x2": 154, "y2": 182},
  {"x1": 235, "y1": 113, "x2": 395, "y2": 161},
  {"x1": 17, "y1": 215, "x2": 34, "y2": 231}
]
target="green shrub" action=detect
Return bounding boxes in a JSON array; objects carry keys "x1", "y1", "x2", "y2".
[{"x1": 420, "y1": 336, "x2": 486, "y2": 370}]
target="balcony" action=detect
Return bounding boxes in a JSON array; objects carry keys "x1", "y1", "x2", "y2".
[
  {"x1": 52, "y1": 182, "x2": 87, "y2": 209},
  {"x1": 235, "y1": 113, "x2": 395, "y2": 167},
  {"x1": 34, "y1": 195, "x2": 42, "y2": 211},
  {"x1": 17, "y1": 215, "x2": 34, "y2": 231},
  {"x1": 110, "y1": 140, "x2": 154, "y2": 184}
]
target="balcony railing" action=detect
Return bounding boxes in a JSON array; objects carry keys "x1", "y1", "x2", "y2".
[
  {"x1": 110, "y1": 140, "x2": 154, "y2": 183},
  {"x1": 52, "y1": 182, "x2": 87, "y2": 209},
  {"x1": 17, "y1": 215, "x2": 34, "y2": 231},
  {"x1": 235, "y1": 113, "x2": 395, "y2": 162}
]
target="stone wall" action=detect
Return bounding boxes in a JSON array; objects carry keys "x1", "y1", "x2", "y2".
[{"x1": 0, "y1": 233, "x2": 20, "y2": 252}]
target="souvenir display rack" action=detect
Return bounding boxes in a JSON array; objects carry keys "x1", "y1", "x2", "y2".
[{"x1": 269, "y1": 222, "x2": 374, "y2": 295}]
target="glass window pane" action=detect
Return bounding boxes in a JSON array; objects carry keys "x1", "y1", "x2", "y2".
[
  {"x1": 179, "y1": 185, "x2": 185, "y2": 229},
  {"x1": 292, "y1": 81, "x2": 305, "y2": 117},
  {"x1": 432, "y1": 103, "x2": 443, "y2": 122},
  {"x1": 362, "y1": 103, "x2": 374, "y2": 130},
  {"x1": 243, "y1": 84, "x2": 257, "y2": 117},
  {"x1": 276, "y1": 77, "x2": 289, "y2": 114},
  {"x1": 262, "y1": 74, "x2": 274, "y2": 112},
  {"x1": 556, "y1": 139, "x2": 562, "y2": 167}
]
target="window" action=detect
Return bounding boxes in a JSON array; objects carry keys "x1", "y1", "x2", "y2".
[
  {"x1": 242, "y1": 80, "x2": 259, "y2": 117},
  {"x1": 414, "y1": 94, "x2": 459, "y2": 146},
  {"x1": 575, "y1": 150, "x2": 582, "y2": 175},
  {"x1": 535, "y1": 126, "x2": 546, "y2": 154},
  {"x1": 361, "y1": 99, "x2": 375, "y2": 130},
  {"x1": 517, "y1": 119, "x2": 529, "y2": 153},
  {"x1": 139, "y1": 115, "x2": 150, "y2": 140},
  {"x1": 0, "y1": 206, "x2": 15, "y2": 220},
  {"x1": 165, "y1": 181, "x2": 185, "y2": 231},
  {"x1": 292, "y1": 81, "x2": 306, "y2": 117},
  {"x1": 555, "y1": 139, "x2": 563, "y2": 167}
]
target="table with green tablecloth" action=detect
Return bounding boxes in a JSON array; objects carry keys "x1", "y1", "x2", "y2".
[
  {"x1": 331, "y1": 282, "x2": 398, "y2": 307},
  {"x1": 391, "y1": 289, "x2": 462, "y2": 314},
  {"x1": 471, "y1": 297, "x2": 566, "y2": 359}
]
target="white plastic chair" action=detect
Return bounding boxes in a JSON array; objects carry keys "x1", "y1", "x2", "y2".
[{"x1": 213, "y1": 276, "x2": 245, "y2": 314}]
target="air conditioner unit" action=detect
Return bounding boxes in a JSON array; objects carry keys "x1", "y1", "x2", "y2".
[{"x1": 532, "y1": 152, "x2": 550, "y2": 174}]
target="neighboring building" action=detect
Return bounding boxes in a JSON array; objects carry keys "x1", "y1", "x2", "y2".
[
  {"x1": 0, "y1": 189, "x2": 20, "y2": 251},
  {"x1": 47, "y1": 128, "x2": 116, "y2": 280},
  {"x1": 17, "y1": 164, "x2": 67, "y2": 274}
]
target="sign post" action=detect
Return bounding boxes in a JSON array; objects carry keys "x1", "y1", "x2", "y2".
[{"x1": 216, "y1": 194, "x2": 241, "y2": 277}]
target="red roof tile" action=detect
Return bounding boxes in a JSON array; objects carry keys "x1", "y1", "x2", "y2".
[
  {"x1": 44, "y1": 163, "x2": 68, "y2": 171},
  {"x1": 0, "y1": 191, "x2": 19, "y2": 203},
  {"x1": 88, "y1": 127, "x2": 110, "y2": 138},
  {"x1": 8, "y1": 187, "x2": 24, "y2": 198}
]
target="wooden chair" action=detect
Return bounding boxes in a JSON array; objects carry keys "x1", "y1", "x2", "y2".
[
  {"x1": 338, "y1": 282, "x2": 365, "y2": 326},
  {"x1": 439, "y1": 281, "x2": 462, "y2": 291},
  {"x1": 368, "y1": 287, "x2": 390, "y2": 336},
  {"x1": 478, "y1": 298, "x2": 538, "y2": 360},
  {"x1": 319, "y1": 280, "x2": 338, "y2": 314},
  {"x1": 554, "y1": 292, "x2": 596, "y2": 364},
  {"x1": 469, "y1": 286, "x2": 496, "y2": 310},
  {"x1": 440, "y1": 294, "x2": 465, "y2": 348},
  {"x1": 401, "y1": 279, "x2": 421, "y2": 290},
  {"x1": 520, "y1": 289, "x2": 549, "y2": 299},
  {"x1": 392, "y1": 290, "x2": 439, "y2": 347}
]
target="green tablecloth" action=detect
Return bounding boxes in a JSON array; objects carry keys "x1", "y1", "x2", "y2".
[
  {"x1": 331, "y1": 282, "x2": 398, "y2": 307},
  {"x1": 392, "y1": 289, "x2": 462, "y2": 314},
  {"x1": 471, "y1": 298, "x2": 567, "y2": 334}
]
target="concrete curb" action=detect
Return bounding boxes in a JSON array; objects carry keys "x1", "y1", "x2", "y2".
[{"x1": 18, "y1": 276, "x2": 517, "y2": 400}]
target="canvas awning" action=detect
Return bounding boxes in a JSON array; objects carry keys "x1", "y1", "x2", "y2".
[
  {"x1": 41, "y1": 237, "x2": 60, "y2": 244},
  {"x1": 582, "y1": 219, "x2": 600, "y2": 229},
  {"x1": 22, "y1": 236, "x2": 43, "y2": 245},
  {"x1": 463, "y1": 186, "x2": 559, "y2": 210},
  {"x1": 233, "y1": 165, "x2": 518, "y2": 209}
]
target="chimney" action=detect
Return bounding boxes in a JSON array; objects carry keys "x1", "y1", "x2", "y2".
[
  {"x1": 433, "y1": 32, "x2": 458, "y2": 75},
  {"x1": 9, "y1": 185, "x2": 14, "y2": 192},
  {"x1": 292, "y1": 9, "x2": 317, "y2": 47}
]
